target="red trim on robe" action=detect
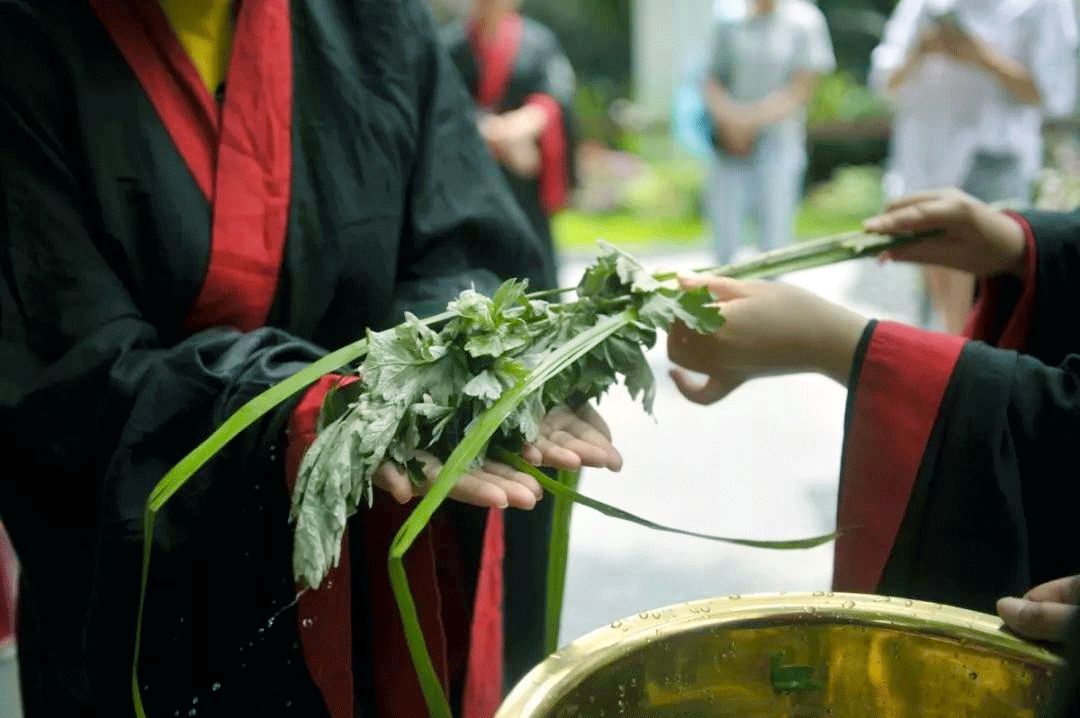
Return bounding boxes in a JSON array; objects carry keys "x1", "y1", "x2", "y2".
[
  {"x1": 833, "y1": 322, "x2": 966, "y2": 593},
  {"x1": 525, "y1": 93, "x2": 570, "y2": 214},
  {"x1": 468, "y1": 14, "x2": 524, "y2": 110},
  {"x1": 92, "y1": 0, "x2": 293, "y2": 334},
  {"x1": 962, "y1": 212, "x2": 1038, "y2": 351},
  {"x1": 89, "y1": 0, "x2": 218, "y2": 198},
  {"x1": 464, "y1": 510, "x2": 506, "y2": 717},
  {"x1": 286, "y1": 375, "x2": 356, "y2": 718},
  {"x1": 0, "y1": 526, "x2": 16, "y2": 649}
]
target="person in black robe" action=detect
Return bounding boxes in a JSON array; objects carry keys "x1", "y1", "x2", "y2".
[
  {"x1": 0, "y1": 2, "x2": 622, "y2": 717},
  {"x1": 441, "y1": 0, "x2": 576, "y2": 292},
  {"x1": 666, "y1": 187, "x2": 1078, "y2": 613},
  {"x1": 441, "y1": 1, "x2": 577, "y2": 689}
]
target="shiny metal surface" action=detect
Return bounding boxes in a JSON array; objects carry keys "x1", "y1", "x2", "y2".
[{"x1": 497, "y1": 593, "x2": 1062, "y2": 717}]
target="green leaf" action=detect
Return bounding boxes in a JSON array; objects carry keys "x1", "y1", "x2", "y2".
[
  {"x1": 676, "y1": 286, "x2": 725, "y2": 333},
  {"x1": 463, "y1": 370, "x2": 504, "y2": 405}
]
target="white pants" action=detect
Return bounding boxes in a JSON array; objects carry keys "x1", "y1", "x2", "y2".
[{"x1": 707, "y1": 128, "x2": 807, "y2": 264}]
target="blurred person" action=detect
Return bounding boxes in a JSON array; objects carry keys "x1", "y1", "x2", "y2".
[
  {"x1": 0, "y1": 2, "x2": 621, "y2": 717},
  {"x1": 703, "y1": 0, "x2": 836, "y2": 264},
  {"x1": 665, "y1": 188, "x2": 1080, "y2": 616},
  {"x1": 441, "y1": 0, "x2": 578, "y2": 691},
  {"x1": 870, "y1": 0, "x2": 1078, "y2": 333},
  {"x1": 442, "y1": 0, "x2": 576, "y2": 292}
]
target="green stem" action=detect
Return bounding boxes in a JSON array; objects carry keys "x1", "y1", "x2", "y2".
[
  {"x1": 388, "y1": 312, "x2": 635, "y2": 717},
  {"x1": 544, "y1": 469, "x2": 579, "y2": 655},
  {"x1": 497, "y1": 450, "x2": 836, "y2": 550}
]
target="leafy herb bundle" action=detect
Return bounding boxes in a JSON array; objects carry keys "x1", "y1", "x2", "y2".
[{"x1": 290, "y1": 242, "x2": 723, "y2": 589}]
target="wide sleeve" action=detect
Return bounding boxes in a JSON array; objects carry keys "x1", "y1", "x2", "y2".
[
  {"x1": 0, "y1": 10, "x2": 330, "y2": 716},
  {"x1": 966, "y1": 209, "x2": 1080, "y2": 364},
  {"x1": 523, "y1": 25, "x2": 577, "y2": 215},
  {"x1": 392, "y1": 3, "x2": 549, "y2": 320},
  {"x1": 835, "y1": 318, "x2": 1080, "y2": 611}
]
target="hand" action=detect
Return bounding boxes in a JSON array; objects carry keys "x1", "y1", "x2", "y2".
[
  {"x1": 478, "y1": 107, "x2": 545, "y2": 178},
  {"x1": 864, "y1": 188, "x2": 1027, "y2": 278},
  {"x1": 997, "y1": 575, "x2": 1080, "y2": 643},
  {"x1": 374, "y1": 404, "x2": 622, "y2": 509},
  {"x1": 666, "y1": 276, "x2": 869, "y2": 405},
  {"x1": 915, "y1": 24, "x2": 948, "y2": 57},
  {"x1": 936, "y1": 22, "x2": 989, "y2": 67},
  {"x1": 716, "y1": 117, "x2": 757, "y2": 158}
]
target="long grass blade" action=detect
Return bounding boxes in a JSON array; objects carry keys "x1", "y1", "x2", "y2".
[
  {"x1": 544, "y1": 469, "x2": 578, "y2": 655},
  {"x1": 497, "y1": 450, "x2": 836, "y2": 550},
  {"x1": 388, "y1": 312, "x2": 634, "y2": 717}
]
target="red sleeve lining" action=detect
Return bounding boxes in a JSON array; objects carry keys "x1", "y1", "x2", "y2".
[
  {"x1": 833, "y1": 322, "x2": 966, "y2": 593},
  {"x1": 525, "y1": 92, "x2": 569, "y2": 214},
  {"x1": 962, "y1": 212, "x2": 1038, "y2": 351}
]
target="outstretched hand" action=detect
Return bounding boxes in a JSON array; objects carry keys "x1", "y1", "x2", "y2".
[
  {"x1": 374, "y1": 403, "x2": 621, "y2": 510},
  {"x1": 667, "y1": 275, "x2": 869, "y2": 405}
]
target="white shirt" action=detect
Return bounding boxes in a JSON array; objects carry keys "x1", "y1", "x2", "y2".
[
  {"x1": 707, "y1": 0, "x2": 836, "y2": 141},
  {"x1": 870, "y1": 0, "x2": 1078, "y2": 196}
]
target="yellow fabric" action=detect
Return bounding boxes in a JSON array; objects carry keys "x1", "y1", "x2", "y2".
[{"x1": 159, "y1": 0, "x2": 235, "y2": 94}]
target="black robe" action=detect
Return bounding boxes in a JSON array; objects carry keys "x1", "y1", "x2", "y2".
[
  {"x1": 834, "y1": 210, "x2": 1080, "y2": 612},
  {"x1": 441, "y1": 13, "x2": 576, "y2": 293},
  {"x1": 442, "y1": 13, "x2": 576, "y2": 690},
  {"x1": 0, "y1": 1, "x2": 550, "y2": 717}
]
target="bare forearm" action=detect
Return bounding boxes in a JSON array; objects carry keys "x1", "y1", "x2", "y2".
[
  {"x1": 703, "y1": 76, "x2": 741, "y2": 124},
  {"x1": 977, "y1": 49, "x2": 1041, "y2": 105},
  {"x1": 886, "y1": 53, "x2": 923, "y2": 94}
]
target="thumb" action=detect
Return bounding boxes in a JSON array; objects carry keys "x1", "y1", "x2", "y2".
[
  {"x1": 678, "y1": 274, "x2": 747, "y2": 302},
  {"x1": 997, "y1": 596, "x2": 1078, "y2": 642}
]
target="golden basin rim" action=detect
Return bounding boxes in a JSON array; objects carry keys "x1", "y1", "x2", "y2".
[{"x1": 497, "y1": 592, "x2": 1063, "y2": 717}]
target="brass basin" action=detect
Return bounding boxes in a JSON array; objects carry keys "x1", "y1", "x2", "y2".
[{"x1": 497, "y1": 592, "x2": 1063, "y2": 717}]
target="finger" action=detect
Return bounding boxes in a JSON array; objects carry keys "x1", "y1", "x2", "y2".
[
  {"x1": 574, "y1": 403, "x2": 613, "y2": 441},
  {"x1": 863, "y1": 200, "x2": 950, "y2": 236},
  {"x1": 543, "y1": 408, "x2": 616, "y2": 454},
  {"x1": 884, "y1": 190, "x2": 950, "y2": 212},
  {"x1": 520, "y1": 443, "x2": 544, "y2": 466},
  {"x1": 373, "y1": 462, "x2": 414, "y2": 505},
  {"x1": 483, "y1": 461, "x2": 543, "y2": 499},
  {"x1": 447, "y1": 474, "x2": 511, "y2": 509},
  {"x1": 543, "y1": 429, "x2": 616, "y2": 470},
  {"x1": 1024, "y1": 575, "x2": 1080, "y2": 604},
  {"x1": 666, "y1": 321, "x2": 722, "y2": 375},
  {"x1": 997, "y1": 597, "x2": 1078, "y2": 642},
  {"x1": 471, "y1": 468, "x2": 538, "y2": 509},
  {"x1": 532, "y1": 435, "x2": 583, "y2": 471},
  {"x1": 669, "y1": 369, "x2": 737, "y2": 405}
]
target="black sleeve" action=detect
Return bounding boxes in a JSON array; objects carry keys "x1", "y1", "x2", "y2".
[
  {"x1": 1019, "y1": 209, "x2": 1080, "y2": 364},
  {"x1": 0, "y1": 8, "x2": 328, "y2": 715},
  {"x1": 393, "y1": 2, "x2": 548, "y2": 319},
  {"x1": 880, "y1": 342, "x2": 1080, "y2": 612}
]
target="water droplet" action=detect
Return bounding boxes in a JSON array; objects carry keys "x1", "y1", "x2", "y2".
[
  {"x1": 803, "y1": 606, "x2": 818, "y2": 614},
  {"x1": 700, "y1": 605, "x2": 711, "y2": 613},
  {"x1": 610, "y1": 620, "x2": 622, "y2": 629},
  {"x1": 812, "y1": 591, "x2": 825, "y2": 597},
  {"x1": 630, "y1": 677, "x2": 638, "y2": 688},
  {"x1": 285, "y1": 700, "x2": 293, "y2": 708},
  {"x1": 874, "y1": 596, "x2": 892, "y2": 603},
  {"x1": 638, "y1": 612, "x2": 649, "y2": 619},
  {"x1": 904, "y1": 600, "x2": 914, "y2": 607},
  {"x1": 325, "y1": 580, "x2": 334, "y2": 590},
  {"x1": 257, "y1": 628, "x2": 265, "y2": 635},
  {"x1": 651, "y1": 611, "x2": 661, "y2": 619},
  {"x1": 302, "y1": 618, "x2": 314, "y2": 628},
  {"x1": 728, "y1": 594, "x2": 741, "y2": 600},
  {"x1": 826, "y1": 592, "x2": 835, "y2": 597},
  {"x1": 188, "y1": 710, "x2": 197, "y2": 717},
  {"x1": 969, "y1": 671, "x2": 978, "y2": 681},
  {"x1": 842, "y1": 600, "x2": 856, "y2": 609},
  {"x1": 688, "y1": 606, "x2": 700, "y2": 614},
  {"x1": 211, "y1": 683, "x2": 221, "y2": 692},
  {"x1": 192, "y1": 698, "x2": 198, "y2": 706}
]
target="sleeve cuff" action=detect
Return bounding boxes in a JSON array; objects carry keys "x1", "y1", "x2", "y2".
[
  {"x1": 525, "y1": 92, "x2": 569, "y2": 214},
  {"x1": 833, "y1": 321, "x2": 966, "y2": 593},
  {"x1": 962, "y1": 212, "x2": 1037, "y2": 351}
]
